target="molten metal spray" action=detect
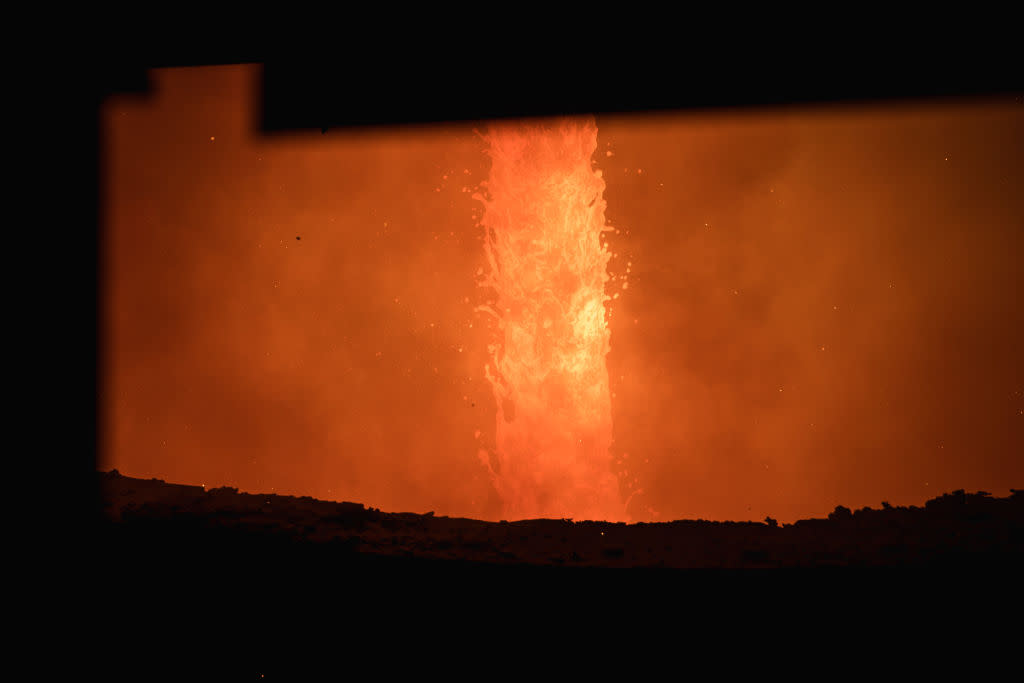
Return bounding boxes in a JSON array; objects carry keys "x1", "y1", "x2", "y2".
[{"x1": 475, "y1": 117, "x2": 625, "y2": 521}]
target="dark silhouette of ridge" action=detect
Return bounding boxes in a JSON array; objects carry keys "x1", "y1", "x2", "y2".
[
  {"x1": 83, "y1": 469, "x2": 1023, "y2": 663},
  {"x1": 96, "y1": 470, "x2": 1023, "y2": 570}
]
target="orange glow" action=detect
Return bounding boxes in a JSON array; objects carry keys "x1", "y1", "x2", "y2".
[
  {"x1": 475, "y1": 118, "x2": 623, "y2": 521},
  {"x1": 100, "y1": 65, "x2": 1024, "y2": 524}
]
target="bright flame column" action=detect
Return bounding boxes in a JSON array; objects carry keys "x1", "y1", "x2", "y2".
[{"x1": 476, "y1": 117, "x2": 624, "y2": 522}]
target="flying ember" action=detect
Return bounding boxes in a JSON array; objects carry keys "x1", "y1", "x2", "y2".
[{"x1": 474, "y1": 117, "x2": 625, "y2": 522}]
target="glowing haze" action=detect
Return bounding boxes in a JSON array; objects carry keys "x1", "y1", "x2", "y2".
[
  {"x1": 101, "y1": 65, "x2": 1024, "y2": 524},
  {"x1": 475, "y1": 118, "x2": 624, "y2": 521}
]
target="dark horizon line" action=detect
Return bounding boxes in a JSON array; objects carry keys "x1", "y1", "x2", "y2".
[{"x1": 96, "y1": 468, "x2": 1022, "y2": 527}]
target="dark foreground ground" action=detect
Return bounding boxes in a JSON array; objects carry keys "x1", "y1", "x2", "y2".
[
  {"x1": 81, "y1": 470, "x2": 1024, "y2": 667},
  {"x1": 97, "y1": 470, "x2": 1023, "y2": 570}
]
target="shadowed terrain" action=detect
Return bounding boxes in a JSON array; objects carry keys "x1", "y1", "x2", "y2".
[
  {"x1": 85, "y1": 472, "x2": 1023, "y2": 667},
  {"x1": 97, "y1": 470, "x2": 1023, "y2": 569}
]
